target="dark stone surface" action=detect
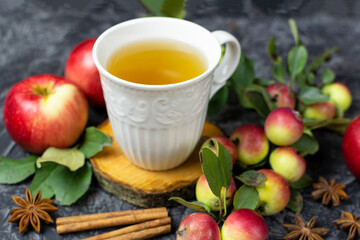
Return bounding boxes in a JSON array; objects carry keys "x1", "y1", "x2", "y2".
[{"x1": 1, "y1": 0, "x2": 360, "y2": 239}]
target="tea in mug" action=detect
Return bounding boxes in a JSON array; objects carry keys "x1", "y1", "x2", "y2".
[{"x1": 106, "y1": 39, "x2": 207, "y2": 85}]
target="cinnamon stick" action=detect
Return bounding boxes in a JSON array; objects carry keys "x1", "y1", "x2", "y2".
[
  {"x1": 56, "y1": 208, "x2": 168, "y2": 234},
  {"x1": 106, "y1": 224, "x2": 171, "y2": 240},
  {"x1": 57, "y1": 207, "x2": 167, "y2": 225},
  {"x1": 82, "y1": 217, "x2": 171, "y2": 240}
]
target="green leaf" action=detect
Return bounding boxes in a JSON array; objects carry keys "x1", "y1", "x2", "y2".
[
  {"x1": 304, "y1": 118, "x2": 352, "y2": 135},
  {"x1": 286, "y1": 189, "x2": 303, "y2": 214},
  {"x1": 288, "y1": 19, "x2": 300, "y2": 46},
  {"x1": 169, "y1": 197, "x2": 213, "y2": 214},
  {"x1": 30, "y1": 162, "x2": 92, "y2": 205},
  {"x1": 289, "y1": 174, "x2": 313, "y2": 189},
  {"x1": 244, "y1": 84, "x2": 275, "y2": 118},
  {"x1": 306, "y1": 72, "x2": 316, "y2": 85},
  {"x1": 321, "y1": 68, "x2": 335, "y2": 85},
  {"x1": 0, "y1": 155, "x2": 37, "y2": 184},
  {"x1": 79, "y1": 127, "x2": 112, "y2": 158},
  {"x1": 233, "y1": 185, "x2": 259, "y2": 210},
  {"x1": 273, "y1": 59, "x2": 286, "y2": 83},
  {"x1": 207, "y1": 85, "x2": 229, "y2": 119},
  {"x1": 200, "y1": 140, "x2": 233, "y2": 198},
  {"x1": 161, "y1": 0, "x2": 187, "y2": 18},
  {"x1": 307, "y1": 47, "x2": 339, "y2": 74},
  {"x1": 291, "y1": 133, "x2": 319, "y2": 155},
  {"x1": 299, "y1": 86, "x2": 329, "y2": 105},
  {"x1": 140, "y1": 0, "x2": 165, "y2": 16},
  {"x1": 254, "y1": 78, "x2": 276, "y2": 86},
  {"x1": 29, "y1": 163, "x2": 57, "y2": 199},
  {"x1": 36, "y1": 147, "x2": 85, "y2": 171},
  {"x1": 288, "y1": 45, "x2": 308, "y2": 77},
  {"x1": 236, "y1": 170, "x2": 266, "y2": 187},
  {"x1": 46, "y1": 162, "x2": 92, "y2": 205},
  {"x1": 230, "y1": 54, "x2": 255, "y2": 89},
  {"x1": 268, "y1": 36, "x2": 277, "y2": 62}
]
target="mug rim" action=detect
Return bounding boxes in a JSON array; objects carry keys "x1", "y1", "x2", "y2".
[{"x1": 92, "y1": 17, "x2": 222, "y2": 91}]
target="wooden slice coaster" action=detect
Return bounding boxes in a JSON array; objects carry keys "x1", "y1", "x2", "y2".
[{"x1": 90, "y1": 120, "x2": 224, "y2": 208}]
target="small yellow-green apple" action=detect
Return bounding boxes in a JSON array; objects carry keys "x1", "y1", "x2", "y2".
[
  {"x1": 221, "y1": 209, "x2": 269, "y2": 240},
  {"x1": 266, "y1": 82, "x2": 296, "y2": 109},
  {"x1": 264, "y1": 107, "x2": 304, "y2": 146},
  {"x1": 269, "y1": 147, "x2": 306, "y2": 182},
  {"x1": 65, "y1": 38, "x2": 105, "y2": 107},
  {"x1": 3, "y1": 74, "x2": 89, "y2": 154},
  {"x1": 303, "y1": 101, "x2": 336, "y2": 120},
  {"x1": 342, "y1": 116, "x2": 360, "y2": 180},
  {"x1": 255, "y1": 169, "x2": 290, "y2": 216},
  {"x1": 195, "y1": 174, "x2": 236, "y2": 211},
  {"x1": 230, "y1": 124, "x2": 269, "y2": 166},
  {"x1": 177, "y1": 213, "x2": 220, "y2": 240},
  {"x1": 322, "y1": 82, "x2": 352, "y2": 111},
  {"x1": 203, "y1": 136, "x2": 237, "y2": 164}
]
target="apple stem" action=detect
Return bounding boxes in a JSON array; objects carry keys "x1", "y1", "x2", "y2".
[{"x1": 32, "y1": 82, "x2": 54, "y2": 98}]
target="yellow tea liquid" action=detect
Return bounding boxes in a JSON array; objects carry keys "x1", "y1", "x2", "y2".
[{"x1": 106, "y1": 39, "x2": 207, "y2": 85}]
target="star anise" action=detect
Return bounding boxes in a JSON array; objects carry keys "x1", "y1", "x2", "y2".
[
  {"x1": 8, "y1": 188, "x2": 58, "y2": 234},
  {"x1": 283, "y1": 215, "x2": 329, "y2": 240},
  {"x1": 311, "y1": 176, "x2": 348, "y2": 207},
  {"x1": 333, "y1": 211, "x2": 360, "y2": 240}
]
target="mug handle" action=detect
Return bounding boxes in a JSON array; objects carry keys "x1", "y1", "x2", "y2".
[{"x1": 210, "y1": 30, "x2": 241, "y2": 98}]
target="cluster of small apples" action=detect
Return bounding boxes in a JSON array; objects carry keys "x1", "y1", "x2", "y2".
[
  {"x1": 3, "y1": 39, "x2": 104, "y2": 154},
  {"x1": 177, "y1": 81, "x2": 353, "y2": 239}
]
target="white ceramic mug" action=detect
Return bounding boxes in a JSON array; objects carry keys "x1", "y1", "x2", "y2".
[{"x1": 93, "y1": 17, "x2": 240, "y2": 170}]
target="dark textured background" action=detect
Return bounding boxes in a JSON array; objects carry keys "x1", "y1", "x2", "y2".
[{"x1": 1, "y1": 0, "x2": 360, "y2": 239}]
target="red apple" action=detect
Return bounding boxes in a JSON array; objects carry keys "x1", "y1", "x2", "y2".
[
  {"x1": 269, "y1": 147, "x2": 306, "y2": 182},
  {"x1": 177, "y1": 213, "x2": 220, "y2": 240},
  {"x1": 264, "y1": 107, "x2": 304, "y2": 146},
  {"x1": 266, "y1": 82, "x2": 296, "y2": 109},
  {"x1": 196, "y1": 174, "x2": 236, "y2": 211},
  {"x1": 203, "y1": 136, "x2": 237, "y2": 164},
  {"x1": 221, "y1": 209, "x2": 269, "y2": 240},
  {"x1": 322, "y1": 82, "x2": 352, "y2": 111},
  {"x1": 303, "y1": 101, "x2": 336, "y2": 120},
  {"x1": 65, "y1": 38, "x2": 105, "y2": 107},
  {"x1": 3, "y1": 74, "x2": 88, "y2": 154},
  {"x1": 342, "y1": 116, "x2": 360, "y2": 180},
  {"x1": 230, "y1": 124, "x2": 269, "y2": 166},
  {"x1": 255, "y1": 169, "x2": 290, "y2": 216}
]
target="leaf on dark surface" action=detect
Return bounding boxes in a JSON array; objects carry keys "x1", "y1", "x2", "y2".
[
  {"x1": 236, "y1": 170, "x2": 266, "y2": 186},
  {"x1": 207, "y1": 85, "x2": 229, "y2": 119},
  {"x1": 299, "y1": 86, "x2": 329, "y2": 105},
  {"x1": 139, "y1": 0, "x2": 165, "y2": 16},
  {"x1": 291, "y1": 133, "x2": 319, "y2": 155},
  {"x1": 79, "y1": 127, "x2": 112, "y2": 158},
  {"x1": 286, "y1": 189, "x2": 304, "y2": 214},
  {"x1": 233, "y1": 185, "x2": 259, "y2": 210},
  {"x1": 288, "y1": 45, "x2": 308, "y2": 77},
  {"x1": 288, "y1": 18, "x2": 300, "y2": 46},
  {"x1": 254, "y1": 78, "x2": 276, "y2": 86},
  {"x1": 272, "y1": 59, "x2": 286, "y2": 83},
  {"x1": 200, "y1": 140, "x2": 233, "y2": 198},
  {"x1": 304, "y1": 118, "x2": 352, "y2": 135},
  {"x1": 321, "y1": 68, "x2": 335, "y2": 85},
  {"x1": 289, "y1": 174, "x2": 313, "y2": 189},
  {"x1": 46, "y1": 162, "x2": 92, "y2": 206},
  {"x1": 161, "y1": 0, "x2": 186, "y2": 18},
  {"x1": 0, "y1": 155, "x2": 37, "y2": 184},
  {"x1": 244, "y1": 84, "x2": 275, "y2": 118},
  {"x1": 169, "y1": 197, "x2": 212, "y2": 214},
  {"x1": 36, "y1": 147, "x2": 85, "y2": 171},
  {"x1": 268, "y1": 36, "x2": 277, "y2": 62},
  {"x1": 307, "y1": 47, "x2": 339, "y2": 73},
  {"x1": 29, "y1": 162, "x2": 92, "y2": 205},
  {"x1": 230, "y1": 54, "x2": 255, "y2": 89}
]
